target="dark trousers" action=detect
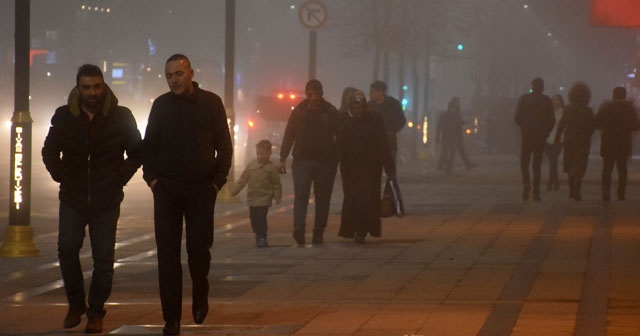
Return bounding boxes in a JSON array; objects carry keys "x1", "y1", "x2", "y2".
[
  {"x1": 291, "y1": 159, "x2": 337, "y2": 234},
  {"x1": 520, "y1": 140, "x2": 545, "y2": 195},
  {"x1": 152, "y1": 179, "x2": 216, "y2": 323},
  {"x1": 545, "y1": 142, "x2": 562, "y2": 188},
  {"x1": 58, "y1": 203, "x2": 119, "y2": 318},
  {"x1": 437, "y1": 141, "x2": 455, "y2": 173},
  {"x1": 249, "y1": 206, "x2": 269, "y2": 239},
  {"x1": 602, "y1": 155, "x2": 628, "y2": 197}
]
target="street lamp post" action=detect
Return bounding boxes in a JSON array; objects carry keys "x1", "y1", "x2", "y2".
[{"x1": 0, "y1": 0, "x2": 39, "y2": 257}]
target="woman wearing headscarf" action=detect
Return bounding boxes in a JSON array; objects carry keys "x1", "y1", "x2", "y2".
[
  {"x1": 554, "y1": 82, "x2": 594, "y2": 201},
  {"x1": 337, "y1": 90, "x2": 395, "y2": 243}
]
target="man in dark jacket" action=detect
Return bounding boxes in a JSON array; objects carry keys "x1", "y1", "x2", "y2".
[
  {"x1": 515, "y1": 77, "x2": 555, "y2": 201},
  {"x1": 142, "y1": 54, "x2": 232, "y2": 336},
  {"x1": 42, "y1": 64, "x2": 142, "y2": 333},
  {"x1": 279, "y1": 79, "x2": 340, "y2": 245},
  {"x1": 594, "y1": 86, "x2": 640, "y2": 201},
  {"x1": 369, "y1": 80, "x2": 406, "y2": 215}
]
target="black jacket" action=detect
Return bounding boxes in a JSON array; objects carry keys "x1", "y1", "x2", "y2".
[
  {"x1": 594, "y1": 99, "x2": 640, "y2": 158},
  {"x1": 514, "y1": 92, "x2": 555, "y2": 146},
  {"x1": 279, "y1": 98, "x2": 340, "y2": 162},
  {"x1": 142, "y1": 82, "x2": 233, "y2": 189},
  {"x1": 42, "y1": 85, "x2": 142, "y2": 215}
]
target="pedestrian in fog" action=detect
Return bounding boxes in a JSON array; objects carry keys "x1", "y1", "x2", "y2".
[
  {"x1": 231, "y1": 139, "x2": 282, "y2": 247},
  {"x1": 279, "y1": 79, "x2": 341, "y2": 245},
  {"x1": 143, "y1": 54, "x2": 233, "y2": 335},
  {"x1": 369, "y1": 80, "x2": 406, "y2": 215},
  {"x1": 554, "y1": 82, "x2": 594, "y2": 201},
  {"x1": 515, "y1": 77, "x2": 555, "y2": 201},
  {"x1": 42, "y1": 64, "x2": 142, "y2": 333},
  {"x1": 436, "y1": 97, "x2": 476, "y2": 173},
  {"x1": 337, "y1": 90, "x2": 395, "y2": 244},
  {"x1": 339, "y1": 86, "x2": 357, "y2": 115},
  {"x1": 594, "y1": 86, "x2": 640, "y2": 201},
  {"x1": 545, "y1": 94, "x2": 565, "y2": 191}
]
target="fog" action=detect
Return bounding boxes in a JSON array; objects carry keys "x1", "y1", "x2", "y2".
[{"x1": 0, "y1": 0, "x2": 637, "y2": 159}]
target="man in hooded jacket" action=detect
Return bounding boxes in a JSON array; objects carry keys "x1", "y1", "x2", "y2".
[{"x1": 42, "y1": 64, "x2": 142, "y2": 333}]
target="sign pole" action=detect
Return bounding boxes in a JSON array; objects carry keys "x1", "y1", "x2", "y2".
[
  {"x1": 299, "y1": 0, "x2": 327, "y2": 81},
  {"x1": 309, "y1": 30, "x2": 317, "y2": 80},
  {"x1": 0, "y1": 0, "x2": 39, "y2": 257}
]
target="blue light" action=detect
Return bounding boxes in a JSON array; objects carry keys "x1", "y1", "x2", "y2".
[{"x1": 457, "y1": 44, "x2": 464, "y2": 51}]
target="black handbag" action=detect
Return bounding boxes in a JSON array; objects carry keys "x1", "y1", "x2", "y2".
[{"x1": 380, "y1": 178, "x2": 395, "y2": 217}]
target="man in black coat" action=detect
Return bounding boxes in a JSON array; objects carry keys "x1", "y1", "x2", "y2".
[
  {"x1": 594, "y1": 86, "x2": 640, "y2": 201},
  {"x1": 142, "y1": 54, "x2": 233, "y2": 336},
  {"x1": 369, "y1": 80, "x2": 406, "y2": 215},
  {"x1": 515, "y1": 77, "x2": 555, "y2": 201},
  {"x1": 42, "y1": 64, "x2": 142, "y2": 333}
]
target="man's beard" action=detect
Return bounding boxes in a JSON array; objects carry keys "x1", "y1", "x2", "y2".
[{"x1": 80, "y1": 93, "x2": 105, "y2": 111}]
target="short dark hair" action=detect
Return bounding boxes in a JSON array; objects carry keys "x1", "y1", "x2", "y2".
[
  {"x1": 568, "y1": 81, "x2": 591, "y2": 106},
  {"x1": 370, "y1": 80, "x2": 387, "y2": 93},
  {"x1": 613, "y1": 86, "x2": 627, "y2": 100},
  {"x1": 76, "y1": 64, "x2": 103, "y2": 86},
  {"x1": 531, "y1": 77, "x2": 544, "y2": 93},
  {"x1": 166, "y1": 53, "x2": 192, "y2": 69},
  {"x1": 256, "y1": 139, "x2": 272, "y2": 151},
  {"x1": 305, "y1": 79, "x2": 323, "y2": 94}
]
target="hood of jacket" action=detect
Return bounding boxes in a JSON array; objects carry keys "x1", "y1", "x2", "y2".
[{"x1": 67, "y1": 83, "x2": 119, "y2": 117}]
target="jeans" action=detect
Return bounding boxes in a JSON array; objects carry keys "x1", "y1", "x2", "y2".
[
  {"x1": 545, "y1": 142, "x2": 562, "y2": 188},
  {"x1": 152, "y1": 179, "x2": 216, "y2": 323},
  {"x1": 249, "y1": 206, "x2": 269, "y2": 239},
  {"x1": 58, "y1": 203, "x2": 119, "y2": 318},
  {"x1": 291, "y1": 159, "x2": 337, "y2": 233}
]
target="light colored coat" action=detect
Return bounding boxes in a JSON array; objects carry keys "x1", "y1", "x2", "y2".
[{"x1": 232, "y1": 160, "x2": 282, "y2": 207}]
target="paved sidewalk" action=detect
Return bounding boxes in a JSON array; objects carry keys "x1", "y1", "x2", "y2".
[{"x1": 1, "y1": 154, "x2": 640, "y2": 335}]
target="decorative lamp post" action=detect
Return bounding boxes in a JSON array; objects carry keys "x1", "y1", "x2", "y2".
[{"x1": 0, "y1": 0, "x2": 39, "y2": 257}]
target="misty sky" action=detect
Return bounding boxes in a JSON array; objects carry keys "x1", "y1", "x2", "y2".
[{"x1": 0, "y1": 0, "x2": 637, "y2": 120}]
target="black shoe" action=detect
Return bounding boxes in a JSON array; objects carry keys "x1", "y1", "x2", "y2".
[
  {"x1": 63, "y1": 303, "x2": 86, "y2": 329},
  {"x1": 293, "y1": 229, "x2": 305, "y2": 245},
  {"x1": 163, "y1": 321, "x2": 180, "y2": 336},
  {"x1": 355, "y1": 236, "x2": 366, "y2": 244},
  {"x1": 193, "y1": 299, "x2": 209, "y2": 324},
  {"x1": 84, "y1": 316, "x2": 103, "y2": 334}
]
